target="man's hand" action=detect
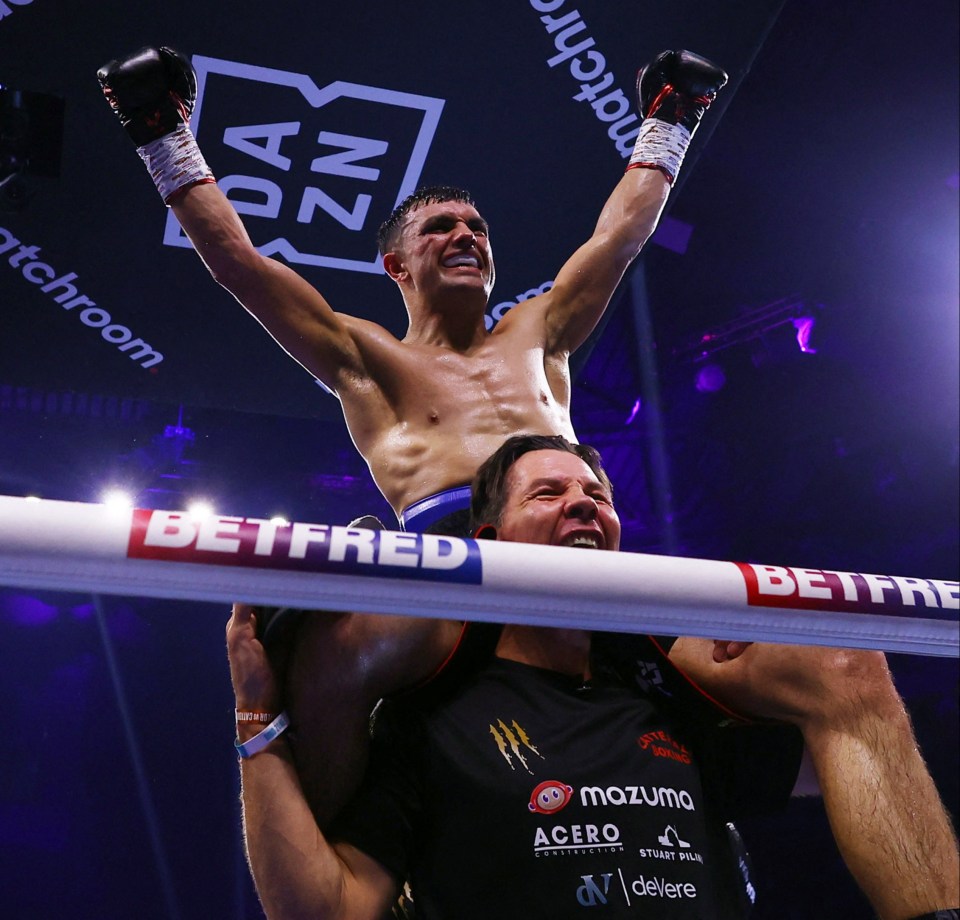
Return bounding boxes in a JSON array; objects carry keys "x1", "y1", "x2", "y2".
[
  {"x1": 97, "y1": 46, "x2": 214, "y2": 203},
  {"x1": 97, "y1": 46, "x2": 197, "y2": 147},
  {"x1": 226, "y1": 603, "x2": 281, "y2": 712},
  {"x1": 627, "y1": 49, "x2": 727, "y2": 185},
  {"x1": 712, "y1": 639, "x2": 753, "y2": 663},
  {"x1": 636, "y1": 49, "x2": 727, "y2": 132}
]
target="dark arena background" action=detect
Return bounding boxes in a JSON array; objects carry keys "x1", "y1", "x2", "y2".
[{"x1": 1, "y1": 1, "x2": 957, "y2": 917}]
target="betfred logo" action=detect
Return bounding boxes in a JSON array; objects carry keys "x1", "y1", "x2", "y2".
[
  {"x1": 737, "y1": 562, "x2": 959, "y2": 614},
  {"x1": 164, "y1": 56, "x2": 445, "y2": 273},
  {"x1": 126, "y1": 510, "x2": 481, "y2": 584}
]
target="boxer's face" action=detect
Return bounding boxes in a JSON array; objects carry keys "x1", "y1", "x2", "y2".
[
  {"x1": 389, "y1": 200, "x2": 495, "y2": 300},
  {"x1": 497, "y1": 450, "x2": 620, "y2": 551}
]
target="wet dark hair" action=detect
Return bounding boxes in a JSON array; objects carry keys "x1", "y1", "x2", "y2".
[
  {"x1": 376, "y1": 185, "x2": 475, "y2": 256},
  {"x1": 470, "y1": 435, "x2": 613, "y2": 530}
]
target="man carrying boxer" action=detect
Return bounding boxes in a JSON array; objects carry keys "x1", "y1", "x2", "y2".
[
  {"x1": 97, "y1": 44, "x2": 728, "y2": 822},
  {"x1": 227, "y1": 435, "x2": 960, "y2": 919}
]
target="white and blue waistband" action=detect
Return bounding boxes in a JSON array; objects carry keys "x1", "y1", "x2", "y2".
[{"x1": 399, "y1": 485, "x2": 472, "y2": 532}]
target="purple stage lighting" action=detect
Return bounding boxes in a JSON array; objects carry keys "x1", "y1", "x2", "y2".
[
  {"x1": 793, "y1": 316, "x2": 817, "y2": 354},
  {"x1": 2, "y1": 593, "x2": 58, "y2": 626},
  {"x1": 695, "y1": 363, "x2": 727, "y2": 393}
]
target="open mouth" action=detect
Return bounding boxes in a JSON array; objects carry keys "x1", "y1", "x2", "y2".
[
  {"x1": 442, "y1": 254, "x2": 480, "y2": 269},
  {"x1": 563, "y1": 534, "x2": 602, "y2": 549}
]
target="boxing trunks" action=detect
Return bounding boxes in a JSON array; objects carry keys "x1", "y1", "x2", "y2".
[{"x1": 399, "y1": 484, "x2": 472, "y2": 537}]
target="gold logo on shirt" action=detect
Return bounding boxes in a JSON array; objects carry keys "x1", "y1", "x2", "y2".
[{"x1": 489, "y1": 718, "x2": 544, "y2": 775}]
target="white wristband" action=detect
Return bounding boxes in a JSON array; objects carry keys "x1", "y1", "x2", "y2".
[
  {"x1": 137, "y1": 124, "x2": 215, "y2": 204},
  {"x1": 235, "y1": 710, "x2": 290, "y2": 759},
  {"x1": 627, "y1": 118, "x2": 692, "y2": 185},
  {"x1": 235, "y1": 710, "x2": 278, "y2": 724}
]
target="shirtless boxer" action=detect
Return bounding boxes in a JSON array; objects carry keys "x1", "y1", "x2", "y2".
[
  {"x1": 96, "y1": 46, "x2": 719, "y2": 531},
  {"x1": 98, "y1": 45, "x2": 728, "y2": 822}
]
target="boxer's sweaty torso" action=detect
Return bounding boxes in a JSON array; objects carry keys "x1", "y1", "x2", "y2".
[{"x1": 337, "y1": 299, "x2": 576, "y2": 517}]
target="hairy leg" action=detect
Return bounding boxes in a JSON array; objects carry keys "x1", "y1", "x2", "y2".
[{"x1": 670, "y1": 639, "x2": 959, "y2": 918}]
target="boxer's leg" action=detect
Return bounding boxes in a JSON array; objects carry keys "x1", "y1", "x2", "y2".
[{"x1": 283, "y1": 610, "x2": 462, "y2": 827}]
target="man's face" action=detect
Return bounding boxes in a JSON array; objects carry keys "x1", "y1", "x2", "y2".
[
  {"x1": 390, "y1": 200, "x2": 495, "y2": 299},
  {"x1": 497, "y1": 450, "x2": 621, "y2": 551}
]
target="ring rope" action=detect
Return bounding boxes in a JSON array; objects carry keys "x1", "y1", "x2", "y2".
[{"x1": 0, "y1": 496, "x2": 955, "y2": 657}]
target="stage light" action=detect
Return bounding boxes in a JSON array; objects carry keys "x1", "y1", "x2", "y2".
[
  {"x1": 269, "y1": 515, "x2": 290, "y2": 526},
  {"x1": 793, "y1": 316, "x2": 817, "y2": 354},
  {"x1": 675, "y1": 297, "x2": 821, "y2": 366},
  {"x1": 695, "y1": 363, "x2": 726, "y2": 393},
  {"x1": 2, "y1": 594, "x2": 58, "y2": 627},
  {"x1": 100, "y1": 488, "x2": 134, "y2": 511},
  {"x1": 187, "y1": 500, "x2": 215, "y2": 520}
]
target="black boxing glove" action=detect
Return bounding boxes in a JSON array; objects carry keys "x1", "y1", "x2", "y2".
[
  {"x1": 637, "y1": 50, "x2": 727, "y2": 133},
  {"x1": 628, "y1": 49, "x2": 728, "y2": 184},
  {"x1": 97, "y1": 46, "x2": 214, "y2": 203},
  {"x1": 97, "y1": 46, "x2": 197, "y2": 147}
]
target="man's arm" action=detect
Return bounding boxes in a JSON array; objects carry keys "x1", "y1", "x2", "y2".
[
  {"x1": 97, "y1": 47, "x2": 366, "y2": 393},
  {"x1": 541, "y1": 50, "x2": 727, "y2": 355},
  {"x1": 168, "y1": 181, "x2": 366, "y2": 391},
  {"x1": 227, "y1": 604, "x2": 398, "y2": 919},
  {"x1": 541, "y1": 167, "x2": 669, "y2": 354},
  {"x1": 670, "y1": 638, "x2": 960, "y2": 919}
]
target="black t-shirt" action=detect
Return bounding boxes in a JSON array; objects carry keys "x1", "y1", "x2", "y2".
[{"x1": 333, "y1": 656, "x2": 800, "y2": 919}]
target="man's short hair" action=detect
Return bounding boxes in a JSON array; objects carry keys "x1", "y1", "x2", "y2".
[
  {"x1": 376, "y1": 185, "x2": 475, "y2": 256},
  {"x1": 470, "y1": 434, "x2": 613, "y2": 530}
]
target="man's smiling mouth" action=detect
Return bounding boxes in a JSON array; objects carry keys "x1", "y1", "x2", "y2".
[{"x1": 442, "y1": 254, "x2": 480, "y2": 268}]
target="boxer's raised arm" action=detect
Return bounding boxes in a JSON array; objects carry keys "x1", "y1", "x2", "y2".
[
  {"x1": 541, "y1": 50, "x2": 727, "y2": 356},
  {"x1": 97, "y1": 46, "x2": 366, "y2": 393}
]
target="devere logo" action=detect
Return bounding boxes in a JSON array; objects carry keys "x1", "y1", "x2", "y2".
[{"x1": 164, "y1": 56, "x2": 445, "y2": 274}]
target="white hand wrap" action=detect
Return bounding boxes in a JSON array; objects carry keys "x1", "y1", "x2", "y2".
[
  {"x1": 136, "y1": 124, "x2": 214, "y2": 204},
  {"x1": 627, "y1": 118, "x2": 692, "y2": 185}
]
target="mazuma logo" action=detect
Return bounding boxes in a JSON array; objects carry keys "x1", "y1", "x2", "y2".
[
  {"x1": 164, "y1": 56, "x2": 445, "y2": 274},
  {"x1": 579, "y1": 784, "x2": 695, "y2": 811},
  {"x1": 528, "y1": 779, "x2": 573, "y2": 814}
]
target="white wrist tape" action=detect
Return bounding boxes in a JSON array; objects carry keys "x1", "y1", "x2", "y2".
[
  {"x1": 137, "y1": 124, "x2": 214, "y2": 204},
  {"x1": 627, "y1": 118, "x2": 692, "y2": 185}
]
